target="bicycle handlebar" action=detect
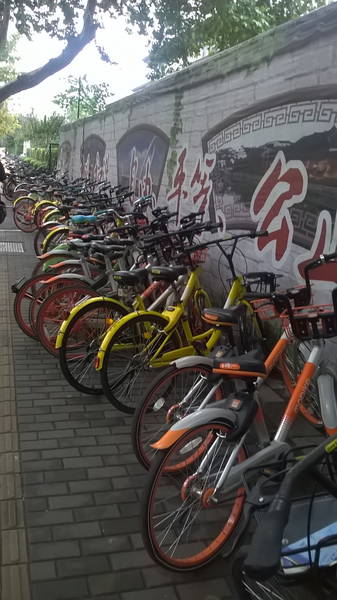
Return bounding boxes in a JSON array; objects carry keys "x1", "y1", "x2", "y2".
[{"x1": 179, "y1": 230, "x2": 269, "y2": 254}]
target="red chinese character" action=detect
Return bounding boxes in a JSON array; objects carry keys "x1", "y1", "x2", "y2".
[
  {"x1": 190, "y1": 153, "x2": 215, "y2": 214},
  {"x1": 251, "y1": 151, "x2": 308, "y2": 266},
  {"x1": 167, "y1": 149, "x2": 188, "y2": 221}
]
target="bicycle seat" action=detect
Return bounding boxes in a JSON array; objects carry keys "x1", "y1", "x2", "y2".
[
  {"x1": 68, "y1": 239, "x2": 92, "y2": 251},
  {"x1": 71, "y1": 214, "x2": 97, "y2": 224},
  {"x1": 90, "y1": 242, "x2": 125, "y2": 257},
  {"x1": 113, "y1": 268, "x2": 148, "y2": 287},
  {"x1": 213, "y1": 349, "x2": 266, "y2": 378},
  {"x1": 150, "y1": 265, "x2": 187, "y2": 282},
  {"x1": 202, "y1": 304, "x2": 246, "y2": 325}
]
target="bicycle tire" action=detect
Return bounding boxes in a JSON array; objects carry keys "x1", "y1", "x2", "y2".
[
  {"x1": 13, "y1": 196, "x2": 37, "y2": 232},
  {"x1": 34, "y1": 223, "x2": 58, "y2": 256},
  {"x1": 43, "y1": 227, "x2": 70, "y2": 252},
  {"x1": 13, "y1": 273, "x2": 53, "y2": 338},
  {"x1": 34, "y1": 201, "x2": 56, "y2": 227},
  {"x1": 141, "y1": 421, "x2": 247, "y2": 571},
  {"x1": 59, "y1": 298, "x2": 129, "y2": 395},
  {"x1": 100, "y1": 313, "x2": 180, "y2": 413},
  {"x1": 36, "y1": 285, "x2": 98, "y2": 356},
  {"x1": 29, "y1": 275, "x2": 93, "y2": 336},
  {"x1": 231, "y1": 552, "x2": 321, "y2": 600},
  {"x1": 238, "y1": 302, "x2": 264, "y2": 353},
  {"x1": 3, "y1": 177, "x2": 16, "y2": 201},
  {"x1": 131, "y1": 364, "x2": 226, "y2": 470}
]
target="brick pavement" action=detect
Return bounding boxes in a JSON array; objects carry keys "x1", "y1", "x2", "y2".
[
  {"x1": 0, "y1": 203, "x2": 322, "y2": 600},
  {"x1": 0, "y1": 206, "x2": 237, "y2": 600}
]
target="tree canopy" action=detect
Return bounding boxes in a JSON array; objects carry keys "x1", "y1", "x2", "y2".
[
  {"x1": 0, "y1": 0, "x2": 328, "y2": 104},
  {"x1": 53, "y1": 75, "x2": 113, "y2": 122},
  {"x1": 143, "y1": 0, "x2": 327, "y2": 79}
]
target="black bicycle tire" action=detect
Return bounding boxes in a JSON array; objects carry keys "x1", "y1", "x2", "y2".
[
  {"x1": 59, "y1": 298, "x2": 129, "y2": 395},
  {"x1": 131, "y1": 363, "x2": 228, "y2": 470},
  {"x1": 141, "y1": 421, "x2": 247, "y2": 571},
  {"x1": 101, "y1": 312, "x2": 180, "y2": 414}
]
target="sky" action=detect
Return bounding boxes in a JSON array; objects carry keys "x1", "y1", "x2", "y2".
[{"x1": 8, "y1": 15, "x2": 149, "y2": 117}]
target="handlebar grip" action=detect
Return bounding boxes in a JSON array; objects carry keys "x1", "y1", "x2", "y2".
[
  {"x1": 323, "y1": 251, "x2": 337, "y2": 263},
  {"x1": 244, "y1": 497, "x2": 290, "y2": 580}
]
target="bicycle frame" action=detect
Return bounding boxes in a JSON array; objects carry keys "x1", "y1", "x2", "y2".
[
  {"x1": 95, "y1": 267, "x2": 259, "y2": 370},
  {"x1": 154, "y1": 338, "x2": 337, "y2": 501}
]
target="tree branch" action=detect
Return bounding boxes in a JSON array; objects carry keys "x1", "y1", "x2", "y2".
[
  {"x1": 0, "y1": 0, "x2": 98, "y2": 104},
  {"x1": 0, "y1": 1, "x2": 11, "y2": 48}
]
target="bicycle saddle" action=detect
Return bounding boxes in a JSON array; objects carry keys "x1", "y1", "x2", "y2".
[
  {"x1": 90, "y1": 242, "x2": 125, "y2": 256},
  {"x1": 202, "y1": 304, "x2": 246, "y2": 325},
  {"x1": 71, "y1": 214, "x2": 97, "y2": 224},
  {"x1": 113, "y1": 268, "x2": 148, "y2": 287},
  {"x1": 150, "y1": 265, "x2": 187, "y2": 282},
  {"x1": 213, "y1": 348, "x2": 266, "y2": 378},
  {"x1": 68, "y1": 239, "x2": 92, "y2": 251}
]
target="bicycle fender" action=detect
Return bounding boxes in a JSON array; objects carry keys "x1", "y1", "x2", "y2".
[
  {"x1": 95, "y1": 310, "x2": 169, "y2": 370},
  {"x1": 13, "y1": 195, "x2": 34, "y2": 208},
  {"x1": 38, "y1": 250, "x2": 76, "y2": 260},
  {"x1": 55, "y1": 297, "x2": 129, "y2": 349},
  {"x1": 44, "y1": 273, "x2": 93, "y2": 286},
  {"x1": 153, "y1": 392, "x2": 258, "y2": 449},
  {"x1": 172, "y1": 356, "x2": 214, "y2": 369}
]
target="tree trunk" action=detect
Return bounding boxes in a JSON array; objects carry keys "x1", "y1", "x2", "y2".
[{"x1": 0, "y1": 0, "x2": 98, "y2": 104}]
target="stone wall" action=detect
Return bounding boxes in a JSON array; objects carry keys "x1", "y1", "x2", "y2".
[{"x1": 59, "y1": 3, "x2": 337, "y2": 302}]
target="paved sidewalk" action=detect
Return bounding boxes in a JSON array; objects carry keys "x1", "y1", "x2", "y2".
[{"x1": 0, "y1": 204, "x2": 322, "y2": 600}]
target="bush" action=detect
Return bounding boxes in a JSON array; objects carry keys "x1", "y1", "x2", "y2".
[{"x1": 26, "y1": 145, "x2": 59, "y2": 170}]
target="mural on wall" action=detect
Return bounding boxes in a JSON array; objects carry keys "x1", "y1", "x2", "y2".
[
  {"x1": 57, "y1": 141, "x2": 72, "y2": 175},
  {"x1": 81, "y1": 134, "x2": 109, "y2": 180},
  {"x1": 116, "y1": 126, "x2": 169, "y2": 203},
  {"x1": 166, "y1": 149, "x2": 216, "y2": 224},
  {"x1": 203, "y1": 99, "x2": 337, "y2": 282}
]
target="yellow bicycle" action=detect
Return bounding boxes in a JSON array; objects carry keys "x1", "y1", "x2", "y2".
[{"x1": 96, "y1": 231, "x2": 273, "y2": 413}]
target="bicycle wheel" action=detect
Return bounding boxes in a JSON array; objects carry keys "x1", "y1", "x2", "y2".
[
  {"x1": 34, "y1": 223, "x2": 58, "y2": 256},
  {"x1": 59, "y1": 298, "x2": 129, "y2": 395},
  {"x1": 43, "y1": 227, "x2": 69, "y2": 252},
  {"x1": 34, "y1": 202, "x2": 56, "y2": 228},
  {"x1": 100, "y1": 313, "x2": 180, "y2": 413},
  {"x1": 141, "y1": 422, "x2": 247, "y2": 571},
  {"x1": 132, "y1": 364, "x2": 226, "y2": 470},
  {"x1": 29, "y1": 275, "x2": 91, "y2": 336},
  {"x1": 239, "y1": 303, "x2": 264, "y2": 353},
  {"x1": 3, "y1": 177, "x2": 16, "y2": 201},
  {"x1": 231, "y1": 552, "x2": 320, "y2": 600},
  {"x1": 36, "y1": 285, "x2": 98, "y2": 356},
  {"x1": 13, "y1": 196, "x2": 37, "y2": 232},
  {"x1": 282, "y1": 341, "x2": 322, "y2": 427},
  {"x1": 13, "y1": 273, "x2": 53, "y2": 338}
]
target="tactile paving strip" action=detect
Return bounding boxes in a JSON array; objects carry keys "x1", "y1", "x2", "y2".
[{"x1": 0, "y1": 242, "x2": 24, "y2": 253}]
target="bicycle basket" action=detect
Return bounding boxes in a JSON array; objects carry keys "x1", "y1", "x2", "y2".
[
  {"x1": 281, "y1": 304, "x2": 337, "y2": 340},
  {"x1": 244, "y1": 272, "x2": 279, "y2": 294},
  {"x1": 251, "y1": 298, "x2": 279, "y2": 321}
]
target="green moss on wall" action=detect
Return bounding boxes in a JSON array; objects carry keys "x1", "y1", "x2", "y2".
[{"x1": 166, "y1": 90, "x2": 184, "y2": 188}]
